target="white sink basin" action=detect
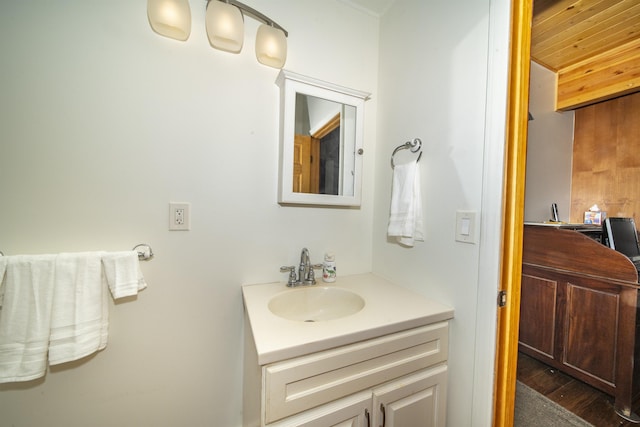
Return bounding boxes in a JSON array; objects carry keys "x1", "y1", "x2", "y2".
[{"x1": 268, "y1": 286, "x2": 365, "y2": 322}]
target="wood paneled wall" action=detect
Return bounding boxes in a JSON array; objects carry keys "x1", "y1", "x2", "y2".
[{"x1": 570, "y1": 92, "x2": 640, "y2": 222}]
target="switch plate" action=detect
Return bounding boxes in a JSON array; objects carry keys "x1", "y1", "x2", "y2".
[
  {"x1": 169, "y1": 202, "x2": 190, "y2": 231},
  {"x1": 455, "y1": 210, "x2": 476, "y2": 243}
]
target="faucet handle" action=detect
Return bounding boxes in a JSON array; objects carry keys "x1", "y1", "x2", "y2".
[
  {"x1": 280, "y1": 266, "x2": 298, "y2": 286},
  {"x1": 304, "y1": 264, "x2": 324, "y2": 285}
]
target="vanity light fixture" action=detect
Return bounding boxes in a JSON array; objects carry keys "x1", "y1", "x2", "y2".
[
  {"x1": 205, "y1": 0, "x2": 244, "y2": 53},
  {"x1": 147, "y1": 0, "x2": 192, "y2": 41},
  {"x1": 255, "y1": 24, "x2": 287, "y2": 68},
  {"x1": 206, "y1": 0, "x2": 288, "y2": 68},
  {"x1": 148, "y1": 0, "x2": 288, "y2": 68}
]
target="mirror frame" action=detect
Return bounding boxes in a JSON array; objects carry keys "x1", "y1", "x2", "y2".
[{"x1": 276, "y1": 70, "x2": 370, "y2": 206}]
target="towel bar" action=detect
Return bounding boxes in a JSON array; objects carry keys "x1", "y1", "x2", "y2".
[
  {"x1": 0, "y1": 245, "x2": 153, "y2": 261},
  {"x1": 132, "y1": 244, "x2": 154, "y2": 261}
]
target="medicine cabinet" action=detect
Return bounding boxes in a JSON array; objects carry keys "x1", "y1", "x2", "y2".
[{"x1": 276, "y1": 70, "x2": 370, "y2": 207}]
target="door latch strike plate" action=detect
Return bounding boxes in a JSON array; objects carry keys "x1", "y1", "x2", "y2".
[{"x1": 498, "y1": 290, "x2": 507, "y2": 307}]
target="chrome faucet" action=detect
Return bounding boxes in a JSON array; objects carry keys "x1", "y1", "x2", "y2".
[
  {"x1": 299, "y1": 248, "x2": 312, "y2": 285},
  {"x1": 280, "y1": 248, "x2": 322, "y2": 287}
]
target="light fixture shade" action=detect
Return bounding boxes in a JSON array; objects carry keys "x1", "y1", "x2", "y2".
[
  {"x1": 255, "y1": 25, "x2": 287, "y2": 68},
  {"x1": 206, "y1": 1, "x2": 244, "y2": 54},
  {"x1": 147, "y1": 0, "x2": 191, "y2": 41}
]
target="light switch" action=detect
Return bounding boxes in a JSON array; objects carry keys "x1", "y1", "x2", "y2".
[
  {"x1": 460, "y1": 217, "x2": 471, "y2": 235},
  {"x1": 456, "y1": 210, "x2": 476, "y2": 244}
]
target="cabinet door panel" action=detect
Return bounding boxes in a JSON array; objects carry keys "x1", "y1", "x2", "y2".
[
  {"x1": 268, "y1": 391, "x2": 371, "y2": 427},
  {"x1": 564, "y1": 282, "x2": 618, "y2": 383},
  {"x1": 330, "y1": 417, "x2": 361, "y2": 427},
  {"x1": 372, "y1": 365, "x2": 447, "y2": 427},
  {"x1": 383, "y1": 388, "x2": 436, "y2": 427},
  {"x1": 519, "y1": 274, "x2": 557, "y2": 358}
]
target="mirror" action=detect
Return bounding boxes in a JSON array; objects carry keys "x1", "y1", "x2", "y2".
[{"x1": 276, "y1": 70, "x2": 370, "y2": 206}]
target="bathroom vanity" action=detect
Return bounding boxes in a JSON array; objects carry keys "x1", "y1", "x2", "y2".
[{"x1": 242, "y1": 273, "x2": 454, "y2": 427}]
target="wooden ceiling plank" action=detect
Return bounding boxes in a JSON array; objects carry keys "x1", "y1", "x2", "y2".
[
  {"x1": 532, "y1": 2, "x2": 640, "y2": 70},
  {"x1": 560, "y1": 19, "x2": 640, "y2": 63},
  {"x1": 536, "y1": 18, "x2": 640, "y2": 70},
  {"x1": 559, "y1": 40, "x2": 640, "y2": 82},
  {"x1": 533, "y1": 0, "x2": 585, "y2": 26},
  {"x1": 532, "y1": 0, "x2": 637, "y2": 56},
  {"x1": 561, "y1": 3, "x2": 640, "y2": 50},
  {"x1": 556, "y1": 39, "x2": 640, "y2": 110},
  {"x1": 558, "y1": 61, "x2": 639, "y2": 100},
  {"x1": 532, "y1": 0, "x2": 624, "y2": 44},
  {"x1": 531, "y1": 0, "x2": 640, "y2": 107}
]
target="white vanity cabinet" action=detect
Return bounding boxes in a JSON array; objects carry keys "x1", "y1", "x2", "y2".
[
  {"x1": 242, "y1": 274, "x2": 454, "y2": 427},
  {"x1": 244, "y1": 321, "x2": 449, "y2": 427}
]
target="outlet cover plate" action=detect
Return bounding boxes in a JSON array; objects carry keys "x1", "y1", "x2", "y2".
[{"x1": 169, "y1": 202, "x2": 190, "y2": 231}]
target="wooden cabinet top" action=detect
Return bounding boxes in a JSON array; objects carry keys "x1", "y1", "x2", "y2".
[{"x1": 523, "y1": 224, "x2": 638, "y2": 284}]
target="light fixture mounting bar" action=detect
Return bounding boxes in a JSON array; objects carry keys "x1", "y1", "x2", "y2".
[{"x1": 213, "y1": 0, "x2": 288, "y2": 37}]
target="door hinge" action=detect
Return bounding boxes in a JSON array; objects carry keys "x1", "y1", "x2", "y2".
[{"x1": 498, "y1": 290, "x2": 507, "y2": 307}]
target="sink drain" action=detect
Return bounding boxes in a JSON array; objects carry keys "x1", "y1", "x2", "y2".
[{"x1": 304, "y1": 319, "x2": 316, "y2": 323}]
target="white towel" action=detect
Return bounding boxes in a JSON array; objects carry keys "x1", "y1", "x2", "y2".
[
  {"x1": 101, "y1": 251, "x2": 147, "y2": 299},
  {"x1": 0, "y1": 256, "x2": 7, "y2": 312},
  {"x1": 0, "y1": 254, "x2": 57, "y2": 383},
  {"x1": 48, "y1": 252, "x2": 108, "y2": 365},
  {"x1": 387, "y1": 160, "x2": 424, "y2": 247}
]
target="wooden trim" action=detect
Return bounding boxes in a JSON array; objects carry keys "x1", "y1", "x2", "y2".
[
  {"x1": 311, "y1": 113, "x2": 341, "y2": 140},
  {"x1": 492, "y1": 0, "x2": 533, "y2": 425},
  {"x1": 310, "y1": 137, "x2": 320, "y2": 194},
  {"x1": 557, "y1": 38, "x2": 640, "y2": 111}
]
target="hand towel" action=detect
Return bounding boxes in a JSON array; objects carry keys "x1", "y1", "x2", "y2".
[
  {"x1": 48, "y1": 252, "x2": 108, "y2": 365},
  {"x1": 387, "y1": 160, "x2": 424, "y2": 247},
  {"x1": 101, "y1": 251, "x2": 147, "y2": 300},
  {"x1": 0, "y1": 254, "x2": 57, "y2": 383},
  {"x1": 0, "y1": 256, "x2": 7, "y2": 312}
]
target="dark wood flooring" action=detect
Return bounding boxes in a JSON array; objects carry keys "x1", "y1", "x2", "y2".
[{"x1": 517, "y1": 352, "x2": 638, "y2": 426}]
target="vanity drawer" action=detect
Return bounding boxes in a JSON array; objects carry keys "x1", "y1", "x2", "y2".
[{"x1": 263, "y1": 322, "x2": 448, "y2": 424}]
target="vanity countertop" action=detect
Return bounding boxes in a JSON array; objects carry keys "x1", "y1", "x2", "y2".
[{"x1": 242, "y1": 273, "x2": 454, "y2": 365}]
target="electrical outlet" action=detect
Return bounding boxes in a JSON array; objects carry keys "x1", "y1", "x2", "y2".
[
  {"x1": 169, "y1": 202, "x2": 190, "y2": 231},
  {"x1": 175, "y1": 208, "x2": 185, "y2": 225}
]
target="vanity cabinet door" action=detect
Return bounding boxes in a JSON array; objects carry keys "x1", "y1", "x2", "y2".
[
  {"x1": 371, "y1": 365, "x2": 448, "y2": 427},
  {"x1": 268, "y1": 391, "x2": 371, "y2": 427}
]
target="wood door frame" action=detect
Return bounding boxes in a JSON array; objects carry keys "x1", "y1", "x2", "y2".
[{"x1": 493, "y1": 0, "x2": 533, "y2": 425}]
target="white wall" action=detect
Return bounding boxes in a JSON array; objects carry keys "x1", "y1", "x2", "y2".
[
  {"x1": 373, "y1": 0, "x2": 510, "y2": 425},
  {"x1": 524, "y1": 62, "x2": 575, "y2": 222},
  {"x1": 0, "y1": 1, "x2": 379, "y2": 426}
]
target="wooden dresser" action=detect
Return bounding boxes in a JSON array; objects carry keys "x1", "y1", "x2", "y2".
[{"x1": 519, "y1": 224, "x2": 640, "y2": 420}]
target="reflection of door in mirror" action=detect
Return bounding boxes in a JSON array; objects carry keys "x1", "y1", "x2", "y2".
[
  {"x1": 293, "y1": 134, "x2": 320, "y2": 193},
  {"x1": 294, "y1": 114, "x2": 340, "y2": 195}
]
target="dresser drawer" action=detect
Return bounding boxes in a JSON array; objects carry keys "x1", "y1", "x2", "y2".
[{"x1": 263, "y1": 322, "x2": 448, "y2": 423}]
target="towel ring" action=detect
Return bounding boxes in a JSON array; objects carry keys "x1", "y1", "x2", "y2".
[{"x1": 391, "y1": 138, "x2": 422, "y2": 167}]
